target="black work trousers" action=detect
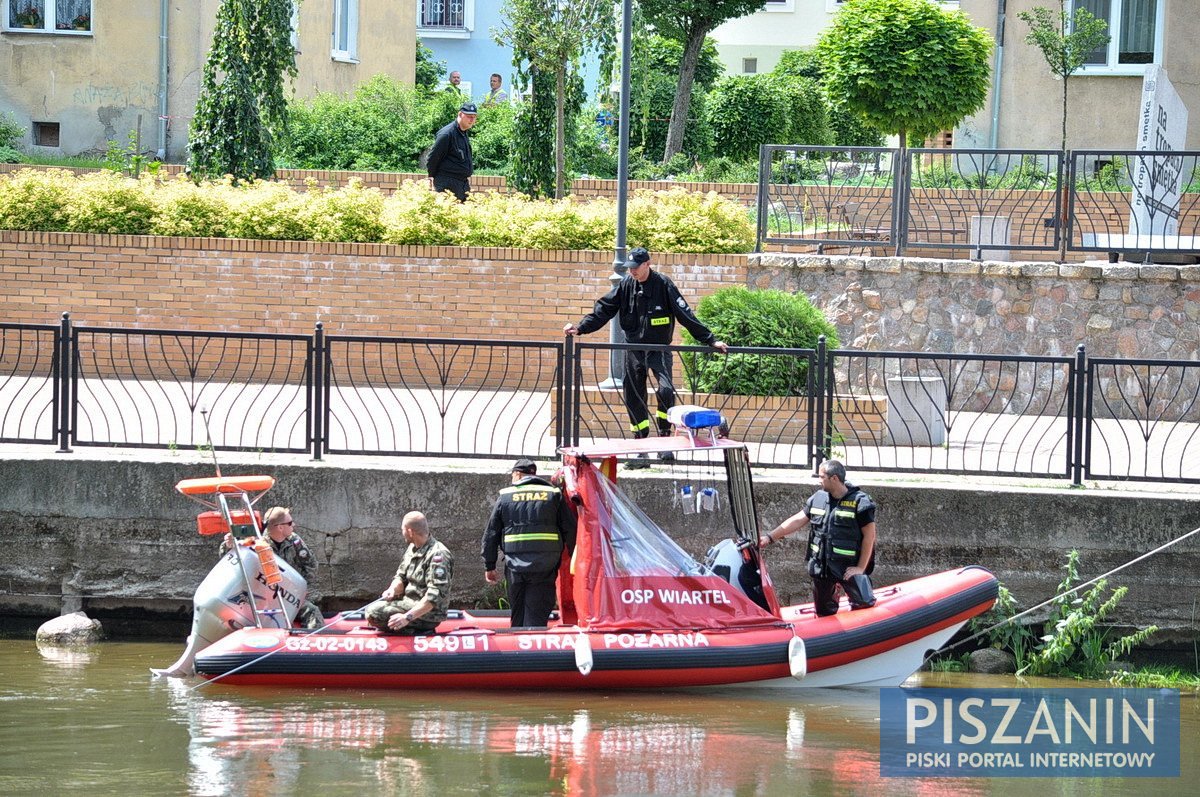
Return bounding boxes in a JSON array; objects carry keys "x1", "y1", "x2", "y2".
[
  {"x1": 433, "y1": 175, "x2": 470, "y2": 202},
  {"x1": 623, "y1": 349, "x2": 675, "y2": 437},
  {"x1": 508, "y1": 569, "x2": 558, "y2": 628},
  {"x1": 812, "y1": 574, "x2": 876, "y2": 617}
]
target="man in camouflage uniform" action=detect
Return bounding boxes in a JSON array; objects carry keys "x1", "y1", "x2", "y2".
[
  {"x1": 366, "y1": 511, "x2": 454, "y2": 635},
  {"x1": 220, "y1": 505, "x2": 324, "y2": 629}
]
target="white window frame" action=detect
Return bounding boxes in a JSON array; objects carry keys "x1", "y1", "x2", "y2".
[
  {"x1": 1072, "y1": 0, "x2": 1165, "y2": 76},
  {"x1": 827, "y1": 0, "x2": 956, "y2": 10},
  {"x1": 763, "y1": 0, "x2": 794, "y2": 12},
  {"x1": 416, "y1": 0, "x2": 474, "y2": 40},
  {"x1": 331, "y1": 0, "x2": 359, "y2": 63},
  {"x1": 2, "y1": 0, "x2": 93, "y2": 36}
]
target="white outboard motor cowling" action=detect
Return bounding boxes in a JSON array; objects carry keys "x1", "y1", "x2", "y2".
[{"x1": 153, "y1": 546, "x2": 307, "y2": 677}]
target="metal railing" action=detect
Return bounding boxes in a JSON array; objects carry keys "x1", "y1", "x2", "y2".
[
  {"x1": 5, "y1": 315, "x2": 1199, "y2": 485},
  {"x1": 758, "y1": 145, "x2": 1200, "y2": 261},
  {"x1": 418, "y1": 0, "x2": 466, "y2": 29}
]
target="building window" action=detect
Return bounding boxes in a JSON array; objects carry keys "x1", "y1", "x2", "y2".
[
  {"x1": 742, "y1": 58, "x2": 757, "y2": 74},
  {"x1": 417, "y1": 0, "x2": 474, "y2": 39},
  {"x1": 331, "y1": 0, "x2": 358, "y2": 62},
  {"x1": 32, "y1": 121, "x2": 60, "y2": 147},
  {"x1": 1074, "y1": 0, "x2": 1162, "y2": 72},
  {"x1": 290, "y1": 0, "x2": 300, "y2": 52},
  {"x1": 4, "y1": 0, "x2": 92, "y2": 34},
  {"x1": 764, "y1": 0, "x2": 794, "y2": 11}
]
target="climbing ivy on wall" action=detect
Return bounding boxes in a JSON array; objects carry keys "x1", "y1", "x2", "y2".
[{"x1": 187, "y1": 0, "x2": 297, "y2": 183}]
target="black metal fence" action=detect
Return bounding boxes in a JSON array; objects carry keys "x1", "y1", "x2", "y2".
[
  {"x1": 757, "y1": 145, "x2": 1200, "y2": 262},
  {"x1": 3, "y1": 315, "x2": 1199, "y2": 485}
]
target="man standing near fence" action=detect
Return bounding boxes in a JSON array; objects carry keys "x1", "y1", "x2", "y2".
[{"x1": 563, "y1": 247, "x2": 729, "y2": 468}]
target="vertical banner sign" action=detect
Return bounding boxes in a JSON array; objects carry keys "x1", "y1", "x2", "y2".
[
  {"x1": 1129, "y1": 65, "x2": 1189, "y2": 240},
  {"x1": 880, "y1": 688, "x2": 1181, "y2": 778}
]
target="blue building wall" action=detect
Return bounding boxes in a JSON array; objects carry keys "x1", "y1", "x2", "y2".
[{"x1": 420, "y1": 3, "x2": 603, "y2": 107}]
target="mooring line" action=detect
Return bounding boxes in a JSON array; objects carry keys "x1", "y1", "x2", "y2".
[{"x1": 928, "y1": 523, "x2": 1200, "y2": 665}]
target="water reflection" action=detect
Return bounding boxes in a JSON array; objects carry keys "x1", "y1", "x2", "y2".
[
  {"x1": 35, "y1": 640, "x2": 97, "y2": 668},
  {"x1": 160, "y1": 679, "x2": 969, "y2": 796}
]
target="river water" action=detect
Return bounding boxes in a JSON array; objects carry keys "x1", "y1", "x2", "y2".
[{"x1": 0, "y1": 639, "x2": 1195, "y2": 796}]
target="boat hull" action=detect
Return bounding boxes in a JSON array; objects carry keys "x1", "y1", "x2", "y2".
[{"x1": 194, "y1": 567, "x2": 998, "y2": 690}]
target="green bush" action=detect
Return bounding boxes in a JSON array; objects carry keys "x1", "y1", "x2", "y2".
[
  {"x1": 681, "y1": 286, "x2": 839, "y2": 396},
  {"x1": 780, "y1": 75, "x2": 831, "y2": 148},
  {"x1": 381, "y1": 179, "x2": 464, "y2": 245},
  {"x1": 772, "y1": 49, "x2": 824, "y2": 81},
  {"x1": 626, "y1": 188, "x2": 754, "y2": 254},
  {"x1": 0, "y1": 169, "x2": 754, "y2": 253},
  {"x1": 0, "y1": 111, "x2": 24, "y2": 150},
  {"x1": 0, "y1": 168, "x2": 72, "y2": 231},
  {"x1": 65, "y1": 171, "x2": 156, "y2": 234},
  {"x1": 707, "y1": 75, "x2": 791, "y2": 160},
  {"x1": 224, "y1": 180, "x2": 312, "y2": 240},
  {"x1": 697, "y1": 157, "x2": 759, "y2": 184},
  {"x1": 470, "y1": 103, "x2": 516, "y2": 172},
  {"x1": 305, "y1": 178, "x2": 386, "y2": 242},
  {"x1": 151, "y1": 176, "x2": 232, "y2": 237}
]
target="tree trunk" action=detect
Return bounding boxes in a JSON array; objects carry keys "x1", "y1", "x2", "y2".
[
  {"x1": 662, "y1": 27, "x2": 707, "y2": 164},
  {"x1": 555, "y1": 66, "x2": 566, "y2": 199}
]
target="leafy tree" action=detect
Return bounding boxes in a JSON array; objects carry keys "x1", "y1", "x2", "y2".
[
  {"x1": 1018, "y1": 3, "x2": 1110, "y2": 154},
  {"x1": 816, "y1": 0, "x2": 992, "y2": 149},
  {"x1": 414, "y1": 37, "x2": 447, "y2": 93},
  {"x1": 773, "y1": 49, "x2": 883, "y2": 148},
  {"x1": 639, "y1": 0, "x2": 767, "y2": 164},
  {"x1": 628, "y1": 35, "x2": 722, "y2": 163},
  {"x1": 772, "y1": 49, "x2": 824, "y2": 81},
  {"x1": 708, "y1": 74, "x2": 829, "y2": 159},
  {"x1": 495, "y1": 0, "x2": 613, "y2": 198},
  {"x1": 188, "y1": 0, "x2": 296, "y2": 182}
]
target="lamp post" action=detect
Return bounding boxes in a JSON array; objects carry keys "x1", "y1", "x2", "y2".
[{"x1": 600, "y1": 0, "x2": 633, "y2": 389}]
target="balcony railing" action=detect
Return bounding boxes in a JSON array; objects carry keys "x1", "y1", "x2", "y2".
[{"x1": 419, "y1": 0, "x2": 466, "y2": 29}]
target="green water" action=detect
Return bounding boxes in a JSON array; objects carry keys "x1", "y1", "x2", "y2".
[{"x1": 0, "y1": 640, "x2": 1195, "y2": 796}]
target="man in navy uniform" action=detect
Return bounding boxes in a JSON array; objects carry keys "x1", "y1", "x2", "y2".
[
  {"x1": 482, "y1": 459, "x2": 576, "y2": 627},
  {"x1": 563, "y1": 247, "x2": 728, "y2": 467}
]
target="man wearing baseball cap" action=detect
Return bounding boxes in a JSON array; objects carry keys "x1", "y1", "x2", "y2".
[
  {"x1": 427, "y1": 102, "x2": 477, "y2": 202},
  {"x1": 563, "y1": 247, "x2": 729, "y2": 468},
  {"x1": 481, "y1": 459, "x2": 576, "y2": 627}
]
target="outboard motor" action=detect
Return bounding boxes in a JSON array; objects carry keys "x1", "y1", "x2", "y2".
[
  {"x1": 153, "y1": 473, "x2": 307, "y2": 677},
  {"x1": 704, "y1": 538, "x2": 769, "y2": 611}
]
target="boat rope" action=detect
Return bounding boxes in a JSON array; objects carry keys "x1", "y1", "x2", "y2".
[
  {"x1": 189, "y1": 599, "x2": 379, "y2": 691},
  {"x1": 926, "y1": 522, "x2": 1200, "y2": 666}
]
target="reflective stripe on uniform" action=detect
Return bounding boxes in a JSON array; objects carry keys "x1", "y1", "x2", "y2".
[
  {"x1": 833, "y1": 546, "x2": 857, "y2": 556},
  {"x1": 500, "y1": 484, "x2": 553, "y2": 495},
  {"x1": 630, "y1": 419, "x2": 651, "y2": 431},
  {"x1": 503, "y1": 533, "x2": 562, "y2": 543},
  {"x1": 834, "y1": 509, "x2": 856, "y2": 519},
  {"x1": 656, "y1": 410, "x2": 669, "y2": 420}
]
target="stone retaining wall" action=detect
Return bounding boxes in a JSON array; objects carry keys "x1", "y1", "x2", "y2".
[{"x1": 0, "y1": 454, "x2": 1195, "y2": 648}]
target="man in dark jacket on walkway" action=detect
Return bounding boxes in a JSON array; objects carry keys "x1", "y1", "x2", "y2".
[
  {"x1": 563, "y1": 247, "x2": 729, "y2": 467},
  {"x1": 482, "y1": 459, "x2": 576, "y2": 627},
  {"x1": 427, "y1": 102, "x2": 477, "y2": 202}
]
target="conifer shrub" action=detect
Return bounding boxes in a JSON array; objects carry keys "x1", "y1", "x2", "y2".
[{"x1": 682, "y1": 286, "x2": 839, "y2": 396}]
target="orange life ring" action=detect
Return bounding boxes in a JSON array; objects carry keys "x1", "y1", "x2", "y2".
[{"x1": 175, "y1": 475, "x2": 276, "y2": 496}]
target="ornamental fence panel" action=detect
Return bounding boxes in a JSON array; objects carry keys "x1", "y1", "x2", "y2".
[{"x1": 4, "y1": 315, "x2": 1200, "y2": 485}]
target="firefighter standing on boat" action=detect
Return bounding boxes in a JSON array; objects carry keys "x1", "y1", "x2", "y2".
[
  {"x1": 758, "y1": 459, "x2": 877, "y2": 616},
  {"x1": 482, "y1": 459, "x2": 576, "y2": 627}
]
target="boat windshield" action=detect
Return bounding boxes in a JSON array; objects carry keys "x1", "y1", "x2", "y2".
[{"x1": 591, "y1": 469, "x2": 713, "y2": 579}]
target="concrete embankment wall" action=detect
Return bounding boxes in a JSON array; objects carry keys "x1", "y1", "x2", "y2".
[{"x1": 1, "y1": 454, "x2": 1196, "y2": 648}]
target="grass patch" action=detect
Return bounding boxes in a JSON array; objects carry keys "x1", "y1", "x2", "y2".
[{"x1": 1108, "y1": 664, "x2": 1200, "y2": 690}]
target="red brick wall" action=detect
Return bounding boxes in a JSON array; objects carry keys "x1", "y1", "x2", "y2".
[{"x1": 0, "y1": 231, "x2": 749, "y2": 340}]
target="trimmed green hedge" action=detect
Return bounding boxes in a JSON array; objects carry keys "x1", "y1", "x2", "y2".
[
  {"x1": 682, "y1": 286, "x2": 839, "y2": 396},
  {"x1": 0, "y1": 169, "x2": 755, "y2": 254}
]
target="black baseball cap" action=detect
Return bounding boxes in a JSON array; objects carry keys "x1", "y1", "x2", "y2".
[
  {"x1": 627, "y1": 247, "x2": 650, "y2": 266},
  {"x1": 460, "y1": 102, "x2": 478, "y2": 115},
  {"x1": 511, "y1": 458, "x2": 537, "y2": 475}
]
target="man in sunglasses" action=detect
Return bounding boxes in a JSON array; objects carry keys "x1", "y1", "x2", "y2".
[{"x1": 219, "y1": 506, "x2": 324, "y2": 629}]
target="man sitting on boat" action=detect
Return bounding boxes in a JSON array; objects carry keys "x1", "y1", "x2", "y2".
[
  {"x1": 759, "y1": 459, "x2": 877, "y2": 617},
  {"x1": 220, "y1": 505, "x2": 324, "y2": 629},
  {"x1": 366, "y1": 511, "x2": 455, "y2": 635}
]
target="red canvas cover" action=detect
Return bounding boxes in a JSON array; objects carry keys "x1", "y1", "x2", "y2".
[{"x1": 563, "y1": 455, "x2": 778, "y2": 631}]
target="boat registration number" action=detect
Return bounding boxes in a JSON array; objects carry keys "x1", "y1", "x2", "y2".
[
  {"x1": 283, "y1": 636, "x2": 390, "y2": 653},
  {"x1": 413, "y1": 634, "x2": 490, "y2": 653}
]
